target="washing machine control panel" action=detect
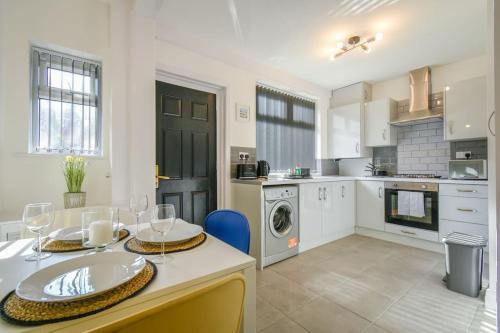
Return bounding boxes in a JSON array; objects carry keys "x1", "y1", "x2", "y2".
[{"x1": 264, "y1": 187, "x2": 298, "y2": 201}]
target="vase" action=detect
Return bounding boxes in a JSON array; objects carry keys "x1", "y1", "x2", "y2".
[{"x1": 64, "y1": 192, "x2": 86, "y2": 209}]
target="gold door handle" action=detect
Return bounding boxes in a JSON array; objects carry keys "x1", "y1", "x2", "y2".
[{"x1": 155, "y1": 165, "x2": 170, "y2": 189}]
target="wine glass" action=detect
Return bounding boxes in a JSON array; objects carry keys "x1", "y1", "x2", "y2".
[
  {"x1": 129, "y1": 194, "x2": 148, "y2": 236},
  {"x1": 150, "y1": 204, "x2": 176, "y2": 264},
  {"x1": 23, "y1": 203, "x2": 54, "y2": 261}
]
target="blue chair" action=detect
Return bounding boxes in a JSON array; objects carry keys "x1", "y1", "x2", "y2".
[{"x1": 204, "y1": 210, "x2": 250, "y2": 254}]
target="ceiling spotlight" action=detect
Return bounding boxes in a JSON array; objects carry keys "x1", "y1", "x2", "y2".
[{"x1": 329, "y1": 33, "x2": 383, "y2": 60}]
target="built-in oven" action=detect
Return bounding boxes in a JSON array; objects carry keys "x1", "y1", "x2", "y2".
[{"x1": 384, "y1": 182, "x2": 439, "y2": 231}]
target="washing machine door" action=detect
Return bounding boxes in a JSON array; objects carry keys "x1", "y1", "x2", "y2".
[{"x1": 269, "y1": 201, "x2": 294, "y2": 238}]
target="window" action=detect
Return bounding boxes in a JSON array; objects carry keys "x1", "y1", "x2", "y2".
[
  {"x1": 30, "y1": 47, "x2": 102, "y2": 155},
  {"x1": 256, "y1": 86, "x2": 316, "y2": 172}
]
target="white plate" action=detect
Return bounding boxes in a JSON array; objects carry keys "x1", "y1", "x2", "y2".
[
  {"x1": 49, "y1": 224, "x2": 125, "y2": 242},
  {"x1": 16, "y1": 252, "x2": 145, "y2": 302},
  {"x1": 136, "y1": 219, "x2": 203, "y2": 245}
]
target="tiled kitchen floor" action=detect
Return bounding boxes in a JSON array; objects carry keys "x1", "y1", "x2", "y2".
[{"x1": 257, "y1": 235, "x2": 497, "y2": 333}]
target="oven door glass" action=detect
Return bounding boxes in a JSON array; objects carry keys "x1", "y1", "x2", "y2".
[{"x1": 384, "y1": 189, "x2": 438, "y2": 231}]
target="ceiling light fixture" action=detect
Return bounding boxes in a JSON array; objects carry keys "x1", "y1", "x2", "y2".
[{"x1": 330, "y1": 32, "x2": 383, "y2": 60}]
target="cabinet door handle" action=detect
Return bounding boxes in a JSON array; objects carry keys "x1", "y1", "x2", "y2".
[
  {"x1": 457, "y1": 189, "x2": 477, "y2": 193},
  {"x1": 448, "y1": 120, "x2": 454, "y2": 135},
  {"x1": 341, "y1": 185, "x2": 345, "y2": 198},
  {"x1": 488, "y1": 111, "x2": 495, "y2": 136},
  {"x1": 382, "y1": 129, "x2": 387, "y2": 141},
  {"x1": 323, "y1": 187, "x2": 327, "y2": 200},
  {"x1": 378, "y1": 187, "x2": 383, "y2": 198},
  {"x1": 457, "y1": 208, "x2": 478, "y2": 213},
  {"x1": 355, "y1": 142, "x2": 360, "y2": 153},
  {"x1": 318, "y1": 187, "x2": 323, "y2": 201},
  {"x1": 401, "y1": 230, "x2": 416, "y2": 235}
]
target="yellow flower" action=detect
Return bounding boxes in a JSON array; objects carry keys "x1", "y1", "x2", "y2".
[
  {"x1": 76, "y1": 157, "x2": 84, "y2": 163},
  {"x1": 65, "y1": 155, "x2": 74, "y2": 162}
]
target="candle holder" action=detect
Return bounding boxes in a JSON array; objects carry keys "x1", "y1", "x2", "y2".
[{"x1": 81, "y1": 207, "x2": 119, "y2": 253}]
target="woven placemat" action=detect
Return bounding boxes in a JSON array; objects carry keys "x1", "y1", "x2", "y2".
[
  {"x1": 124, "y1": 232, "x2": 207, "y2": 255},
  {"x1": 0, "y1": 260, "x2": 156, "y2": 326},
  {"x1": 38, "y1": 229, "x2": 130, "y2": 253}
]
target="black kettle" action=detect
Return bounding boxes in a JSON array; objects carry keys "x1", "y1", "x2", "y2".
[{"x1": 257, "y1": 160, "x2": 270, "y2": 178}]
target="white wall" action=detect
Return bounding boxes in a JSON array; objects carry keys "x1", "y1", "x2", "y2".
[
  {"x1": 0, "y1": 0, "x2": 112, "y2": 220},
  {"x1": 372, "y1": 55, "x2": 487, "y2": 100}
]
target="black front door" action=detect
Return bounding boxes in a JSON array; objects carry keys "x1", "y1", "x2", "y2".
[{"x1": 155, "y1": 81, "x2": 217, "y2": 227}]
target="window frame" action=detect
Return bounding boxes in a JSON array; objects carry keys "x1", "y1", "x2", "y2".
[
  {"x1": 29, "y1": 46, "x2": 103, "y2": 156},
  {"x1": 256, "y1": 85, "x2": 317, "y2": 174}
]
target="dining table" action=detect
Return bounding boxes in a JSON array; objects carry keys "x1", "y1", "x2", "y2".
[{"x1": 0, "y1": 222, "x2": 257, "y2": 333}]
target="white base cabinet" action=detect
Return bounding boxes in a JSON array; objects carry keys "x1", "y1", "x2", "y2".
[
  {"x1": 356, "y1": 181, "x2": 385, "y2": 231},
  {"x1": 299, "y1": 181, "x2": 355, "y2": 252}
]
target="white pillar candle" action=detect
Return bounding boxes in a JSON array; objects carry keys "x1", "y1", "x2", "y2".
[{"x1": 89, "y1": 220, "x2": 113, "y2": 246}]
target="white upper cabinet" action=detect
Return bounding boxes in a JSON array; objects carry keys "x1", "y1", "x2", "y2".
[
  {"x1": 365, "y1": 99, "x2": 397, "y2": 147},
  {"x1": 328, "y1": 103, "x2": 372, "y2": 159},
  {"x1": 444, "y1": 76, "x2": 487, "y2": 141}
]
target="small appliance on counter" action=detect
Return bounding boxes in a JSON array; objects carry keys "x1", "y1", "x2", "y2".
[
  {"x1": 449, "y1": 159, "x2": 487, "y2": 180},
  {"x1": 365, "y1": 163, "x2": 388, "y2": 177},
  {"x1": 285, "y1": 167, "x2": 312, "y2": 179},
  {"x1": 236, "y1": 163, "x2": 257, "y2": 180},
  {"x1": 256, "y1": 160, "x2": 270, "y2": 178}
]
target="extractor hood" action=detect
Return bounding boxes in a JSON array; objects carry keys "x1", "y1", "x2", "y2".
[{"x1": 390, "y1": 66, "x2": 443, "y2": 125}]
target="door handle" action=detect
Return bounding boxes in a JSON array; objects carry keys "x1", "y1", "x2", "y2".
[
  {"x1": 355, "y1": 142, "x2": 360, "y2": 153},
  {"x1": 323, "y1": 187, "x2": 327, "y2": 200},
  {"x1": 341, "y1": 185, "x2": 345, "y2": 198},
  {"x1": 155, "y1": 164, "x2": 170, "y2": 189},
  {"x1": 318, "y1": 187, "x2": 323, "y2": 201},
  {"x1": 488, "y1": 111, "x2": 495, "y2": 136},
  {"x1": 382, "y1": 129, "x2": 387, "y2": 141},
  {"x1": 401, "y1": 230, "x2": 416, "y2": 235},
  {"x1": 457, "y1": 208, "x2": 478, "y2": 213},
  {"x1": 457, "y1": 189, "x2": 477, "y2": 193},
  {"x1": 448, "y1": 120, "x2": 454, "y2": 135},
  {"x1": 378, "y1": 187, "x2": 383, "y2": 198}
]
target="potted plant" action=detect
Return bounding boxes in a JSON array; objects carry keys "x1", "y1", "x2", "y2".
[{"x1": 63, "y1": 156, "x2": 87, "y2": 209}]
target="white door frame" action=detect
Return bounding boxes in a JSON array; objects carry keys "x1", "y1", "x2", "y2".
[{"x1": 155, "y1": 70, "x2": 229, "y2": 208}]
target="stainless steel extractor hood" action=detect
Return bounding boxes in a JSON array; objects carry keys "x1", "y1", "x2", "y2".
[{"x1": 390, "y1": 66, "x2": 443, "y2": 125}]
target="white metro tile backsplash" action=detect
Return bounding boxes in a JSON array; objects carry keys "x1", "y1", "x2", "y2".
[{"x1": 396, "y1": 120, "x2": 449, "y2": 177}]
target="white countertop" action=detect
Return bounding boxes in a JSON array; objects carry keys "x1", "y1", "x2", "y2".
[
  {"x1": 0, "y1": 224, "x2": 255, "y2": 332},
  {"x1": 231, "y1": 176, "x2": 489, "y2": 186}
]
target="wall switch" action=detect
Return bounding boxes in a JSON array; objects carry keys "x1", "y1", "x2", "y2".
[{"x1": 456, "y1": 151, "x2": 472, "y2": 159}]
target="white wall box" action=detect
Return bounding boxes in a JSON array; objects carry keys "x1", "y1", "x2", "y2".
[
  {"x1": 356, "y1": 181, "x2": 385, "y2": 231},
  {"x1": 299, "y1": 181, "x2": 355, "y2": 252},
  {"x1": 365, "y1": 99, "x2": 397, "y2": 147},
  {"x1": 444, "y1": 76, "x2": 487, "y2": 141},
  {"x1": 328, "y1": 103, "x2": 372, "y2": 159}
]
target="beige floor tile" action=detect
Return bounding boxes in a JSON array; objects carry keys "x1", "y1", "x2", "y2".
[
  {"x1": 257, "y1": 295, "x2": 285, "y2": 331},
  {"x1": 468, "y1": 305, "x2": 497, "y2": 333},
  {"x1": 259, "y1": 316, "x2": 308, "y2": 333},
  {"x1": 257, "y1": 267, "x2": 284, "y2": 289},
  {"x1": 347, "y1": 265, "x2": 414, "y2": 299},
  {"x1": 257, "y1": 272, "x2": 318, "y2": 314},
  {"x1": 375, "y1": 283, "x2": 480, "y2": 333},
  {"x1": 364, "y1": 324, "x2": 391, "y2": 333},
  {"x1": 322, "y1": 279, "x2": 394, "y2": 321},
  {"x1": 291, "y1": 297, "x2": 371, "y2": 333},
  {"x1": 316, "y1": 249, "x2": 384, "y2": 279}
]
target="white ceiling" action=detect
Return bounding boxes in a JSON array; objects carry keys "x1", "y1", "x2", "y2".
[{"x1": 155, "y1": 0, "x2": 487, "y2": 89}]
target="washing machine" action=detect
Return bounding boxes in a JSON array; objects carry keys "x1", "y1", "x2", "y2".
[{"x1": 263, "y1": 186, "x2": 299, "y2": 267}]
